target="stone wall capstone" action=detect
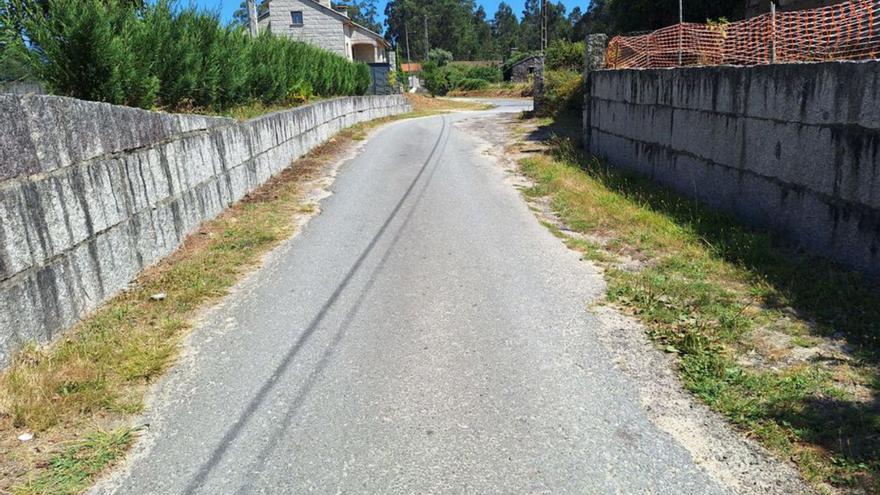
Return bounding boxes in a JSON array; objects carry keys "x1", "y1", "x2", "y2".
[{"x1": 0, "y1": 94, "x2": 411, "y2": 367}]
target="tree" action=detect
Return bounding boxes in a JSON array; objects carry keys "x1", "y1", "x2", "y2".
[
  {"x1": 491, "y1": 2, "x2": 519, "y2": 58},
  {"x1": 232, "y1": 0, "x2": 267, "y2": 27},
  {"x1": 519, "y1": 0, "x2": 541, "y2": 51},
  {"x1": 339, "y1": 0, "x2": 382, "y2": 33},
  {"x1": 471, "y1": 6, "x2": 494, "y2": 59},
  {"x1": 546, "y1": 2, "x2": 571, "y2": 45},
  {"x1": 428, "y1": 47, "x2": 453, "y2": 66},
  {"x1": 384, "y1": 0, "x2": 483, "y2": 61},
  {"x1": 599, "y1": 0, "x2": 743, "y2": 34}
]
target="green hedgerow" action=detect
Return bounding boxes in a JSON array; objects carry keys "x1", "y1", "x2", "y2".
[{"x1": 3, "y1": 0, "x2": 371, "y2": 111}]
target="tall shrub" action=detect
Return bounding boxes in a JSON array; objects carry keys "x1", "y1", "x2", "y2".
[
  {"x1": 6, "y1": 0, "x2": 159, "y2": 107},
  {"x1": 546, "y1": 40, "x2": 585, "y2": 72},
  {"x1": 4, "y1": 0, "x2": 371, "y2": 111}
]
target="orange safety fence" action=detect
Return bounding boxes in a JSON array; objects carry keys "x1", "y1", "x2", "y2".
[{"x1": 605, "y1": 0, "x2": 880, "y2": 69}]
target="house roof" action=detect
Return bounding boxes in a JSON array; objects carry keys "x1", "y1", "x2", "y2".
[{"x1": 510, "y1": 54, "x2": 543, "y2": 67}]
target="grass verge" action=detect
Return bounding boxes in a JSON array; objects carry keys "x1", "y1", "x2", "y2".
[
  {"x1": 515, "y1": 117, "x2": 880, "y2": 494},
  {"x1": 0, "y1": 94, "x2": 481, "y2": 494}
]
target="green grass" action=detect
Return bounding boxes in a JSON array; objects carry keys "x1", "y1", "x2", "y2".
[
  {"x1": 16, "y1": 429, "x2": 134, "y2": 495},
  {"x1": 518, "y1": 127, "x2": 880, "y2": 493}
]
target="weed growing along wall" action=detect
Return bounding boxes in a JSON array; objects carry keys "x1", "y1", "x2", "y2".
[
  {"x1": 0, "y1": 94, "x2": 410, "y2": 366},
  {"x1": 584, "y1": 61, "x2": 880, "y2": 276}
]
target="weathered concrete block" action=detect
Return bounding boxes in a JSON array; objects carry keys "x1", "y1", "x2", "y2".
[
  {"x1": 0, "y1": 94, "x2": 411, "y2": 367},
  {"x1": 0, "y1": 95, "x2": 40, "y2": 182}
]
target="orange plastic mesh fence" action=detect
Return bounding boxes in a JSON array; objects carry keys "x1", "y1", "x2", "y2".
[{"x1": 605, "y1": 0, "x2": 880, "y2": 69}]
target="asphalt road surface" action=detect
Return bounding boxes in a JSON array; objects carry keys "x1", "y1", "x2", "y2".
[{"x1": 97, "y1": 100, "x2": 732, "y2": 494}]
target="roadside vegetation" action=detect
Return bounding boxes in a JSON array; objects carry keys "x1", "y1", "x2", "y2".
[
  {"x1": 1, "y1": 0, "x2": 370, "y2": 112},
  {"x1": 421, "y1": 51, "x2": 506, "y2": 97},
  {"x1": 515, "y1": 114, "x2": 880, "y2": 493},
  {"x1": 0, "y1": 94, "x2": 484, "y2": 494},
  {"x1": 534, "y1": 40, "x2": 586, "y2": 116},
  {"x1": 421, "y1": 40, "x2": 584, "y2": 101}
]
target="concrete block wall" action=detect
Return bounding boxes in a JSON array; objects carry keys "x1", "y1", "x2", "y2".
[
  {"x1": 0, "y1": 94, "x2": 410, "y2": 366},
  {"x1": 585, "y1": 60, "x2": 880, "y2": 276}
]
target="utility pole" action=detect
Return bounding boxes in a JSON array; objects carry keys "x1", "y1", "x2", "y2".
[
  {"x1": 541, "y1": 0, "x2": 548, "y2": 52},
  {"x1": 677, "y1": 0, "x2": 683, "y2": 65},
  {"x1": 247, "y1": 0, "x2": 258, "y2": 37},
  {"x1": 424, "y1": 15, "x2": 429, "y2": 61}
]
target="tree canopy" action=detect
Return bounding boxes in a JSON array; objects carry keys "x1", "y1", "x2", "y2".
[
  {"x1": 222, "y1": 0, "x2": 749, "y2": 62},
  {"x1": 381, "y1": 0, "x2": 745, "y2": 62}
]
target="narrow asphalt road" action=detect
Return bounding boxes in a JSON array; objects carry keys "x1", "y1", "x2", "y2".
[{"x1": 97, "y1": 101, "x2": 731, "y2": 494}]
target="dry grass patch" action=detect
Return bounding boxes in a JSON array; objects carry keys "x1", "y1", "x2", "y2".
[
  {"x1": 402, "y1": 93, "x2": 493, "y2": 113},
  {"x1": 448, "y1": 82, "x2": 533, "y2": 98}
]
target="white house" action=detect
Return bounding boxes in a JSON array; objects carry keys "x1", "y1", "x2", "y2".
[{"x1": 258, "y1": 0, "x2": 389, "y2": 64}]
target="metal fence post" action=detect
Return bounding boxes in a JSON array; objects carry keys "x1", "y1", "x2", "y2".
[
  {"x1": 678, "y1": 0, "x2": 684, "y2": 66},
  {"x1": 770, "y1": 1, "x2": 777, "y2": 63}
]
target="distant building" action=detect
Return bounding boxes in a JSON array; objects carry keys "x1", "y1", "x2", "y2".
[
  {"x1": 509, "y1": 55, "x2": 543, "y2": 83},
  {"x1": 400, "y1": 63, "x2": 423, "y2": 73},
  {"x1": 258, "y1": 0, "x2": 389, "y2": 64},
  {"x1": 744, "y1": 0, "x2": 848, "y2": 18}
]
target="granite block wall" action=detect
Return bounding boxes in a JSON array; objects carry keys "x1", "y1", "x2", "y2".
[{"x1": 0, "y1": 94, "x2": 410, "y2": 366}]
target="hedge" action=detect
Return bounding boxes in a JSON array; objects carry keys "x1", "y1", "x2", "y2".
[{"x1": 2, "y1": 0, "x2": 371, "y2": 110}]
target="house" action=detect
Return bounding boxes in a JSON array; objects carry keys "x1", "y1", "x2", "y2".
[
  {"x1": 508, "y1": 55, "x2": 543, "y2": 83},
  {"x1": 258, "y1": 0, "x2": 390, "y2": 64}
]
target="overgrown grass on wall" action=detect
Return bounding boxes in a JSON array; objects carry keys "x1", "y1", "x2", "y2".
[{"x1": 1, "y1": 0, "x2": 371, "y2": 111}]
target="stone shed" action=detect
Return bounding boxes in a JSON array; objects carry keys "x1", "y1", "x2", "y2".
[{"x1": 509, "y1": 55, "x2": 543, "y2": 83}]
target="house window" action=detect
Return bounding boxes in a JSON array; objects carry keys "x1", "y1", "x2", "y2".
[{"x1": 290, "y1": 11, "x2": 303, "y2": 26}]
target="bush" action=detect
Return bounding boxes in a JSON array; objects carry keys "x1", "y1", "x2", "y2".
[
  {"x1": 457, "y1": 78, "x2": 490, "y2": 91},
  {"x1": 4, "y1": 0, "x2": 371, "y2": 110},
  {"x1": 428, "y1": 48, "x2": 454, "y2": 67},
  {"x1": 537, "y1": 69, "x2": 583, "y2": 116},
  {"x1": 462, "y1": 65, "x2": 502, "y2": 83},
  {"x1": 546, "y1": 40, "x2": 585, "y2": 72},
  {"x1": 422, "y1": 61, "x2": 464, "y2": 96}
]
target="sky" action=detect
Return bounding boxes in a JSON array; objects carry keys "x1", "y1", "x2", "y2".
[{"x1": 194, "y1": 0, "x2": 589, "y2": 28}]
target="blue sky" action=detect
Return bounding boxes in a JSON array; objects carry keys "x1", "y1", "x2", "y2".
[{"x1": 194, "y1": 0, "x2": 589, "y2": 28}]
